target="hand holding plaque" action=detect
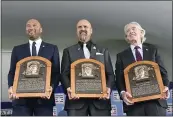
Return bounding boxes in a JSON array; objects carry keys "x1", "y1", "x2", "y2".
[{"x1": 124, "y1": 61, "x2": 165, "y2": 103}]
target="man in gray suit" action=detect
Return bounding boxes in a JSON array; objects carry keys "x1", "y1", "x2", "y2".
[{"x1": 61, "y1": 19, "x2": 115, "y2": 116}]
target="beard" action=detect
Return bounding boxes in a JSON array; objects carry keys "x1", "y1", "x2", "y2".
[
  {"x1": 79, "y1": 31, "x2": 88, "y2": 42},
  {"x1": 80, "y1": 34, "x2": 87, "y2": 42},
  {"x1": 27, "y1": 32, "x2": 40, "y2": 40}
]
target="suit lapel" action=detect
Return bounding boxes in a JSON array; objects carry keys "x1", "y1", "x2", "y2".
[
  {"x1": 126, "y1": 47, "x2": 135, "y2": 62},
  {"x1": 25, "y1": 43, "x2": 31, "y2": 56},
  {"x1": 76, "y1": 44, "x2": 85, "y2": 59},
  {"x1": 38, "y1": 41, "x2": 46, "y2": 56},
  {"x1": 142, "y1": 45, "x2": 150, "y2": 60},
  {"x1": 90, "y1": 44, "x2": 97, "y2": 59}
]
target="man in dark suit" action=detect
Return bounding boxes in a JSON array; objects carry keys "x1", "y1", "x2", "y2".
[
  {"x1": 8, "y1": 19, "x2": 60, "y2": 116},
  {"x1": 115, "y1": 22, "x2": 170, "y2": 116},
  {"x1": 61, "y1": 19, "x2": 115, "y2": 116}
]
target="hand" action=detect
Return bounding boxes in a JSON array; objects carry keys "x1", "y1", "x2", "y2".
[
  {"x1": 160, "y1": 86, "x2": 170, "y2": 100},
  {"x1": 41, "y1": 86, "x2": 52, "y2": 99},
  {"x1": 99, "y1": 87, "x2": 111, "y2": 100},
  {"x1": 122, "y1": 91, "x2": 134, "y2": 105},
  {"x1": 8, "y1": 86, "x2": 19, "y2": 100},
  {"x1": 67, "y1": 87, "x2": 79, "y2": 100}
]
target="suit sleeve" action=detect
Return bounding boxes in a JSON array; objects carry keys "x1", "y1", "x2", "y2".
[
  {"x1": 155, "y1": 48, "x2": 169, "y2": 87},
  {"x1": 8, "y1": 47, "x2": 18, "y2": 88},
  {"x1": 51, "y1": 45, "x2": 60, "y2": 92},
  {"x1": 115, "y1": 53, "x2": 126, "y2": 97},
  {"x1": 61, "y1": 48, "x2": 71, "y2": 94},
  {"x1": 104, "y1": 49, "x2": 115, "y2": 90}
]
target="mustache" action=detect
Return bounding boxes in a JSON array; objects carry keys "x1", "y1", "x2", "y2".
[
  {"x1": 79, "y1": 30, "x2": 87, "y2": 34},
  {"x1": 130, "y1": 33, "x2": 136, "y2": 36}
]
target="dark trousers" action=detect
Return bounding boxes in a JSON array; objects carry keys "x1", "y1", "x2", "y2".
[
  {"x1": 126, "y1": 100, "x2": 166, "y2": 116},
  {"x1": 12, "y1": 105, "x2": 53, "y2": 116},
  {"x1": 67, "y1": 100, "x2": 111, "y2": 116}
]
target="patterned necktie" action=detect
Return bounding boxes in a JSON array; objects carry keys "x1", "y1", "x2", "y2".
[
  {"x1": 134, "y1": 46, "x2": 142, "y2": 61},
  {"x1": 83, "y1": 43, "x2": 90, "y2": 59},
  {"x1": 32, "y1": 42, "x2": 37, "y2": 56}
]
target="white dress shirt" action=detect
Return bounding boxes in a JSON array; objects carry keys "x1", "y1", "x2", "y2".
[
  {"x1": 83, "y1": 43, "x2": 90, "y2": 59},
  {"x1": 130, "y1": 44, "x2": 143, "y2": 61},
  {"x1": 29, "y1": 37, "x2": 42, "y2": 56}
]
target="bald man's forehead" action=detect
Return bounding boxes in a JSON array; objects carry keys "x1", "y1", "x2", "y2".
[
  {"x1": 26, "y1": 19, "x2": 41, "y2": 26},
  {"x1": 77, "y1": 20, "x2": 92, "y2": 27}
]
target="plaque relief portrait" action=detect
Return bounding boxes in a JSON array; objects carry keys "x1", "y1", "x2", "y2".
[
  {"x1": 133, "y1": 65, "x2": 151, "y2": 81},
  {"x1": 82, "y1": 63, "x2": 94, "y2": 77},
  {"x1": 23, "y1": 61, "x2": 41, "y2": 77}
]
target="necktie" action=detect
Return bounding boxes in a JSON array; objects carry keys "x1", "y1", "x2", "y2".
[
  {"x1": 32, "y1": 42, "x2": 37, "y2": 56},
  {"x1": 134, "y1": 46, "x2": 142, "y2": 61},
  {"x1": 83, "y1": 43, "x2": 90, "y2": 59}
]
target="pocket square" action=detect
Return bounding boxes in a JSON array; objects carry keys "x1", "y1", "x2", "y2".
[{"x1": 96, "y1": 52, "x2": 103, "y2": 55}]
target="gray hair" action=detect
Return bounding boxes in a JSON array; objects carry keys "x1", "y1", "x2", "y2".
[{"x1": 124, "y1": 22, "x2": 146, "y2": 43}]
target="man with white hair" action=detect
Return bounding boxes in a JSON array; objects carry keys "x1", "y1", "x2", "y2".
[{"x1": 115, "y1": 22, "x2": 170, "y2": 116}]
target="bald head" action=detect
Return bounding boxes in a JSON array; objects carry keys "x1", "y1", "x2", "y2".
[
  {"x1": 76, "y1": 19, "x2": 93, "y2": 43},
  {"x1": 26, "y1": 19, "x2": 42, "y2": 40}
]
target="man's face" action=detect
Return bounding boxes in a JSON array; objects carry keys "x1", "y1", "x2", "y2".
[
  {"x1": 26, "y1": 19, "x2": 42, "y2": 40},
  {"x1": 85, "y1": 66, "x2": 92, "y2": 74},
  {"x1": 30, "y1": 64, "x2": 37, "y2": 73},
  {"x1": 76, "y1": 20, "x2": 92, "y2": 43},
  {"x1": 125, "y1": 24, "x2": 143, "y2": 45}
]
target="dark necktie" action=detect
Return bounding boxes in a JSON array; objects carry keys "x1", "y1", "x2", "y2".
[
  {"x1": 32, "y1": 42, "x2": 36, "y2": 56},
  {"x1": 134, "y1": 46, "x2": 142, "y2": 61}
]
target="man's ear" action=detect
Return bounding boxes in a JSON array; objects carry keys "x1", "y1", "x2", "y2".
[
  {"x1": 40, "y1": 28, "x2": 43, "y2": 33},
  {"x1": 141, "y1": 30, "x2": 144, "y2": 35},
  {"x1": 91, "y1": 28, "x2": 93, "y2": 34}
]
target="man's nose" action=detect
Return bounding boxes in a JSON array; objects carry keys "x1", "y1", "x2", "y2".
[
  {"x1": 81, "y1": 26, "x2": 85, "y2": 30},
  {"x1": 28, "y1": 29, "x2": 33, "y2": 32}
]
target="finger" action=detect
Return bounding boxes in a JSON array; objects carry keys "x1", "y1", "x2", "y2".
[
  {"x1": 124, "y1": 97, "x2": 134, "y2": 104},
  {"x1": 126, "y1": 92, "x2": 132, "y2": 98},
  {"x1": 68, "y1": 93, "x2": 72, "y2": 100},
  {"x1": 163, "y1": 87, "x2": 168, "y2": 93},
  {"x1": 74, "y1": 95, "x2": 79, "y2": 99}
]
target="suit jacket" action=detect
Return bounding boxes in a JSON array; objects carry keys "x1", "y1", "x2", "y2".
[
  {"x1": 115, "y1": 44, "x2": 170, "y2": 112},
  {"x1": 8, "y1": 41, "x2": 60, "y2": 107},
  {"x1": 61, "y1": 42, "x2": 115, "y2": 110}
]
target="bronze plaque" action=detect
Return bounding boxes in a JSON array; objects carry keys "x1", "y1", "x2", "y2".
[
  {"x1": 124, "y1": 61, "x2": 164, "y2": 102},
  {"x1": 13, "y1": 56, "x2": 52, "y2": 98},
  {"x1": 71, "y1": 59, "x2": 107, "y2": 98}
]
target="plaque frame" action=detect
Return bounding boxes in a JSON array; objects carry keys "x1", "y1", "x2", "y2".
[
  {"x1": 71, "y1": 59, "x2": 107, "y2": 98},
  {"x1": 13, "y1": 56, "x2": 52, "y2": 98},
  {"x1": 124, "y1": 61, "x2": 164, "y2": 103}
]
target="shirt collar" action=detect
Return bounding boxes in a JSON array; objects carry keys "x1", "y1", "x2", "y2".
[
  {"x1": 130, "y1": 44, "x2": 142, "y2": 51},
  {"x1": 29, "y1": 37, "x2": 42, "y2": 45}
]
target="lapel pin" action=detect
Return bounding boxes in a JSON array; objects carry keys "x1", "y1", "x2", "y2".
[
  {"x1": 146, "y1": 49, "x2": 148, "y2": 51},
  {"x1": 42, "y1": 45, "x2": 45, "y2": 48},
  {"x1": 93, "y1": 46, "x2": 96, "y2": 49}
]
